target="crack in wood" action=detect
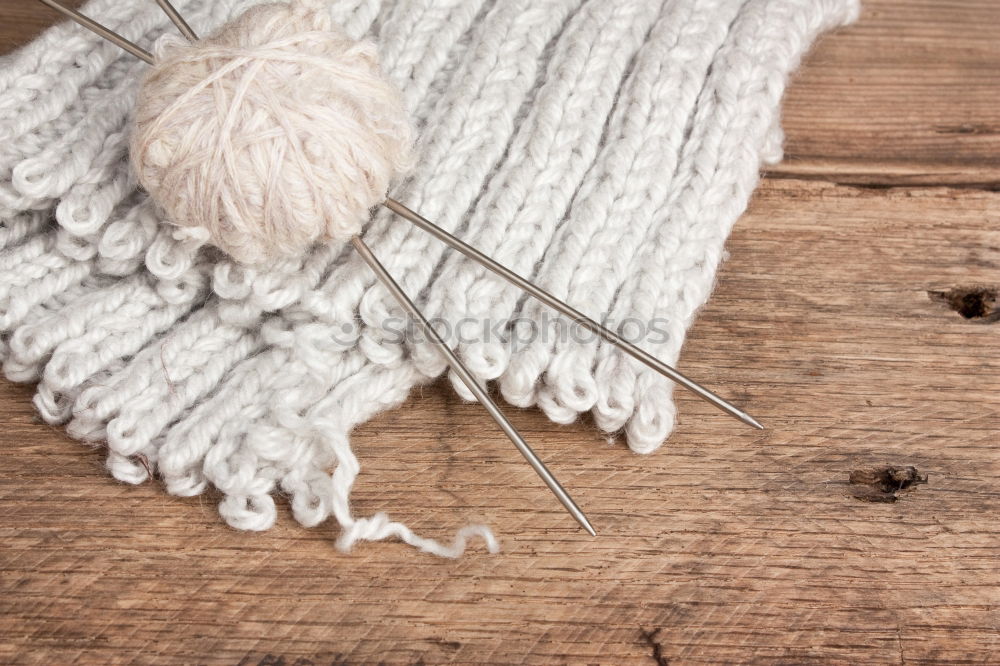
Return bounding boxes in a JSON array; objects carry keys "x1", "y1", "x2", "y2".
[{"x1": 640, "y1": 628, "x2": 669, "y2": 666}]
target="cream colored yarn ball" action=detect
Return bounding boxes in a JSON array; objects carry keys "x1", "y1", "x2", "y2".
[{"x1": 130, "y1": 0, "x2": 414, "y2": 265}]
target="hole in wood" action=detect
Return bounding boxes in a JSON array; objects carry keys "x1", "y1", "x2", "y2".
[
  {"x1": 848, "y1": 465, "x2": 927, "y2": 503},
  {"x1": 928, "y1": 286, "x2": 999, "y2": 321}
]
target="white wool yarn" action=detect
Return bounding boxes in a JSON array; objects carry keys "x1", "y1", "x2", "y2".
[
  {"x1": 0, "y1": 0, "x2": 860, "y2": 556},
  {"x1": 131, "y1": 0, "x2": 413, "y2": 265}
]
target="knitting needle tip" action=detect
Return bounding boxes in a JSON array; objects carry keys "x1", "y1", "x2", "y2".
[
  {"x1": 709, "y1": 398, "x2": 763, "y2": 430},
  {"x1": 707, "y1": 393, "x2": 762, "y2": 429},
  {"x1": 742, "y1": 412, "x2": 765, "y2": 431}
]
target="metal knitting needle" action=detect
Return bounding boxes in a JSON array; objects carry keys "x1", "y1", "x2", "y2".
[
  {"x1": 38, "y1": 0, "x2": 154, "y2": 64},
  {"x1": 154, "y1": 0, "x2": 198, "y2": 41},
  {"x1": 384, "y1": 199, "x2": 764, "y2": 430},
  {"x1": 153, "y1": 0, "x2": 595, "y2": 536},
  {"x1": 351, "y1": 236, "x2": 596, "y2": 536},
  {"x1": 42, "y1": 0, "x2": 597, "y2": 535},
  {"x1": 45, "y1": 0, "x2": 763, "y2": 431}
]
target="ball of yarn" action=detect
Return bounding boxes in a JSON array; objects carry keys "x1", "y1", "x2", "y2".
[{"x1": 130, "y1": 1, "x2": 414, "y2": 265}]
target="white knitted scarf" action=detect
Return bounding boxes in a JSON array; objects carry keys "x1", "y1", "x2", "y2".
[{"x1": 0, "y1": 0, "x2": 859, "y2": 555}]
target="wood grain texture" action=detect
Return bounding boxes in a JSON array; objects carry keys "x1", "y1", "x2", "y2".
[
  {"x1": 779, "y1": 0, "x2": 1000, "y2": 184},
  {"x1": 1, "y1": 1, "x2": 998, "y2": 664}
]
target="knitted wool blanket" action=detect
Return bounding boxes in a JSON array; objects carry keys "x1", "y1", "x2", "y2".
[{"x1": 0, "y1": 0, "x2": 859, "y2": 555}]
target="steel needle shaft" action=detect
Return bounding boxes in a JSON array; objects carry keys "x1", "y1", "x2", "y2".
[
  {"x1": 39, "y1": 0, "x2": 760, "y2": 431},
  {"x1": 154, "y1": 0, "x2": 198, "y2": 41},
  {"x1": 37, "y1": 0, "x2": 154, "y2": 64},
  {"x1": 351, "y1": 237, "x2": 596, "y2": 536},
  {"x1": 42, "y1": 0, "x2": 596, "y2": 534},
  {"x1": 383, "y1": 198, "x2": 764, "y2": 430},
  {"x1": 144, "y1": 0, "x2": 595, "y2": 533}
]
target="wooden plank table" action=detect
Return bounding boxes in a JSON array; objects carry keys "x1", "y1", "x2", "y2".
[{"x1": 2, "y1": 0, "x2": 998, "y2": 663}]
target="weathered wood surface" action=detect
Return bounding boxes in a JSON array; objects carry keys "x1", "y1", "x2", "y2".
[{"x1": 1, "y1": 0, "x2": 998, "y2": 664}]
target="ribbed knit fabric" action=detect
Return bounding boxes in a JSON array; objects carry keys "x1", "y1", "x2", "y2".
[{"x1": 0, "y1": 0, "x2": 859, "y2": 555}]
